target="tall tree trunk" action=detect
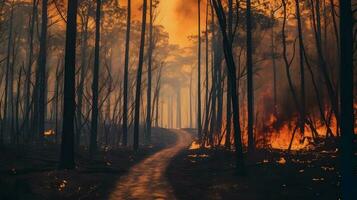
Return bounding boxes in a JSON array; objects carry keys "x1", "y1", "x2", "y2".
[
  {"x1": 212, "y1": 0, "x2": 245, "y2": 173},
  {"x1": 214, "y1": 34, "x2": 223, "y2": 136},
  {"x1": 177, "y1": 88, "x2": 182, "y2": 128},
  {"x1": 295, "y1": 0, "x2": 306, "y2": 136},
  {"x1": 329, "y1": 0, "x2": 339, "y2": 52},
  {"x1": 225, "y1": 0, "x2": 233, "y2": 149},
  {"x1": 76, "y1": 19, "x2": 89, "y2": 148},
  {"x1": 151, "y1": 65, "x2": 162, "y2": 128},
  {"x1": 54, "y1": 60, "x2": 61, "y2": 144},
  {"x1": 146, "y1": 0, "x2": 153, "y2": 143},
  {"x1": 189, "y1": 72, "x2": 193, "y2": 128},
  {"x1": 36, "y1": 0, "x2": 48, "y2": 143},
  {"x1": 339, "y1": 0, "x2": 355, "y2": 198},
  {"x1": 59, "y1": 0, "x2": 78, "y2": 169},
  {"x1": 209, "y1": 0, "x2": 217, "y2": 145},
  {"x1": 24, "y1": 0, "x2": 38, "y2": 139},
  {"x1": 246, "y1": 0, "x2": 254, "y2": 153},
  {"x1": 310, "y1": 0, "x2": 339, "y2": 125},
  {"x1": 1, "y1": 6, "x2": 14, "y2": 144},
  {"x1": 204, "y1": 0, "x2": 209, "y2": 138},
  {"x1": 15, "y1": 67, "x2": 23, "y2": 144},
  {"x1": 89, "y1": 0, "x2": 101, "y2": 157},
  {"x1": 197, "y1": 0, "x2": 202, "y2": 143},
  {"x1": 155, "y1": 83, "x2": 160, "y2": 127},
  {"x1": 9, "y1": 34, "x2": 15, "y2": 143},
  {"x1": 122, "y1": 0, "x2": 131, "y2": 147},
  {"x1": 281, "y1": 0, "x2": 300, "y2": 120},
  {"x1": 270, "y1": 10, "x2": 277, "y2": 117},
  {"x1": 133, "y1": 0, "x2": 147, "y2": 150}
]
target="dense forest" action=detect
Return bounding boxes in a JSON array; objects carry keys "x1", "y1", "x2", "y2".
[{"x1": 0, "y1": 0, "x2": 356, "y2": 199}]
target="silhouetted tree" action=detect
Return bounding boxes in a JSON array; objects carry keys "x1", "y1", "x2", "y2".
[
  {"x1": 204, "y1": 0, "x2": 209, "y2": 142},
  {"x1": 1, "y1": 4, "x2": 14, "y2": 144},
  {"x1": 197, "y1": 0, "x2": 202, "y2": 143},
  {"x1": 122, "y1": 0, "x2": 131, "y2": 147},
  {"x1": 89, "y1": 0, "x2": 101, "y2": 157},
  {"x1": 246, "y1": 0, "x2": 254, "y2": 153},
  {"x1": 24, "y1": 0, "x2": 37, "y2": 137},
  {"x1": 35, "y1": 0, "x2": 48, "y2": 143},
  {"x1": 133, "y1": 0, "x2": 147, "y2": 150},
  {"x1": 295, "y1": 0, "x2": 306, "y2": 136},
  {"x1": 339, "y1": 0, "x2": 355, "y2": 199},
  {"x1": 146, "y1": 0, "x2": 154, "y2": 143},
  {"x1": 59, "y1": 0, "x2": 79, "y2": 169},
  {"x1": 212, "y1": 0, "x2": 245, "y2": 173}
]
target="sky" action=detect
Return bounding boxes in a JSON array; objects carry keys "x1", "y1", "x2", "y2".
[
  {"x1": 158, "y1": 0, "x2": 198, "y2": 46},
  {"x1": 129, "y1": 0, "x2": 202, "y2": 47}
]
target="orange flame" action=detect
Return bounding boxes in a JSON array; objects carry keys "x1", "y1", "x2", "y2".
[{"x1": 44, "y1": 130, "x2": 55, "y2": 137}]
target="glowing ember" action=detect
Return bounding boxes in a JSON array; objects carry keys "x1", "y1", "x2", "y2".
[
  {"x1": 321, "y1": 166, "x2": 334, "y2": 171},
  {"x1": 312, "y1": 178, "x2": 325, "y2": 182},
  {"x1": 188, "y1": 154, "x2": 209, "y2": 158},
  {"x1": 189, "y1": 141, "x2": 200, "y2": 150},
  {"x1": 44, "y1": 130, "x2": 55, "y2": 136},
  {"x1": 277, "y1": 157, "x2": 286, "y2": 165},
  {"x1": 58, "y1": 180, "x2": 67, "y2": 191}
]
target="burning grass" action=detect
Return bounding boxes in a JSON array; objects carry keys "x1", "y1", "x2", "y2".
[{"x1": 206, "y1": 109, "x2": 348, "y2": 151}]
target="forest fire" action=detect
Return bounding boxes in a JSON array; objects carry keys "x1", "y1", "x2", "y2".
[
  {"x1": 259, "y1": 113, "x2": 339, "y2": 151},
  {"x1": 189, "y1": 141, "x2": 201, "y2": 150},
  {"x1": 265, "y1": 122, "x2": 311, "y2": 150},
  {"x1": 0, "y1": 0, "x2": 355, "y2": 199},
  {"x1": 44, "y1": 130, "x2": 55, "y2": 137}
]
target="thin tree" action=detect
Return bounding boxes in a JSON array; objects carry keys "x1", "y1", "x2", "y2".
[
  {"x1": 339, "y1": 0, "x2": 355, "y2": 198},
  {"x1": 189, "y1": 71, "x2": 193, "y2": 128},
  {"x1": 212, "y1": 0, "x2": 245, "y2": 173},
  {"x1": 122, "y1": 0, "x2": 131, "y2": 147},
  {"x1": 246, "y1": 0, "x2": 254, "y2": 153},
  {"x1": 36, "y1": 0, "x2": 48, "y2": 143},
  {"x1": 204, "y1": 0, "x2": 209, "y2": 137},
  {"x1": 24, "y1": 0, "x2": 38, "y2": 137},
  {"x1": 133, "y1": 0, "x2": 148, "y2": 150},
  {"x1": 310, "y1": 0, "x2": 339, "y2": 124},
  {"x1": 146, "y1": 0, "x2": 154, "y2": 143},
  {"x1": 89, "y1": 0, "x2": 102, "y2": 157},
  {"x1": 177, "y1": 88, "x2": 182, "y2": 128},
  {"x1": 59, "y1": 0, "x2": 79, "y2": 169},
  {"x1": 197, "y1": 0, "x2": 202, "y2": 143},
  {"x1": 1, "y1": 4, "x2": 14, "y2": 144},
  {"x1": 225, "y1": 0, "x2": 233, "y2": 149},
  {"x1": 270, "y1": 5, "x2": 278, "y2": 117},
  {"x1": 76, "y1": 11, "x2": 90, "y2": 148},
  {"x1": 295, "y1": 0, "x2": 306, "y2": 136}
]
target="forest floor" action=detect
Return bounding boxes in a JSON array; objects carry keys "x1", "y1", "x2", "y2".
[
  {"x1": 109, "y1": 129, "x2": 192, "y2": 199},
  {"x1": 0, "y1": 128, "x2": 177, "y2": 200},
  {"x1": 167, "y1": 137, "x2": 357, "y2": 200}
]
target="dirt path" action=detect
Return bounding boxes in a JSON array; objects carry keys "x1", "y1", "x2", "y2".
[{"x1": 109, "y1": 129, "x2": 192, "y2": 200}]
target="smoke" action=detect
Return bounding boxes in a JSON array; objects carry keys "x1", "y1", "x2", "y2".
[{"x1": 175, "y1": 0, "x2": 197, "y2": 20}]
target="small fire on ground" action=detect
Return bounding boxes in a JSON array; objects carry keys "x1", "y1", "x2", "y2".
[{"x1": 44, "y1": 130, "x2": 55, "y2": 137}]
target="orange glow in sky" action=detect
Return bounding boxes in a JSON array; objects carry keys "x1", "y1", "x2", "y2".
[
  {"x1": 158, "y1": 0, "x2": 198, "y2": 46},
  {"x1": 129, "y1": 0, "x2": 202, "y2": 46}
]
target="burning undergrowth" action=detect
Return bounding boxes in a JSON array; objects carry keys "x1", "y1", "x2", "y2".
[{"x1": 255, "y1": 87, "x2": 340, "y2": 151}]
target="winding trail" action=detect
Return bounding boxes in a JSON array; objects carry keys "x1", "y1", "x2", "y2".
[{"x1": 109, "y1": 129, "x2": 192, "y2": 200}]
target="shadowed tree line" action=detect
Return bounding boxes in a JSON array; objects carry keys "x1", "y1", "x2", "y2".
[{"x1": 0, "y1": 0, "x2": 169, "y2": 166}]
